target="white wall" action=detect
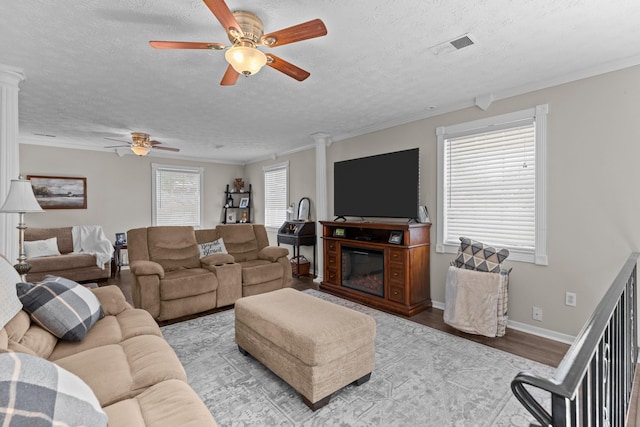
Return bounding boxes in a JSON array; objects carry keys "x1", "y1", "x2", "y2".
[
  {"x1": 19, "y1": 145, "x2": 244, "y2": 241},
  {"x1": 325, "y1": 65, "x2": 640, "y2": 337}
]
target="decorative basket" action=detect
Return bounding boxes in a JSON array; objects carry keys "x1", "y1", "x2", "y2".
[{"x1": 290, "y1": 255, "x2": 310, "y2": 276}]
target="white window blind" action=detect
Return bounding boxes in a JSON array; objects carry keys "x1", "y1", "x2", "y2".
[
  {"x1": 436, "y1": 105, "x2": 548, "y2": 265},
  {"x1": 263, "y1": 162, "x2": 288, "y2": 228},
  {"x1": 152, "y1": 164, "x2": 203, "y2": 227}
]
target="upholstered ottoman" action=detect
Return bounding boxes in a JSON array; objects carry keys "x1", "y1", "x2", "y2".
[{"x1": 234, "y1": 288, "x2": 376, "y2": 410}]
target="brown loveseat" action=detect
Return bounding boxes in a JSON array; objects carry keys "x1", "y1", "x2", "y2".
[
  {"x1": 0, "y1": 265, "x2": 217, "y2": 426},
  {"x1": 127, "y1": 224, "x2": 291, "y2": 321},
  {"x1": 24, "y1": 227, "x2": 111, "y2": 282}
]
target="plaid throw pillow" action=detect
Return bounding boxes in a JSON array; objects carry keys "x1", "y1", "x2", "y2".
[
  {"x1": 453, "y1": 237, "x2": 509, "y2": 273},
  {"x1": 0, "y1": 351, "x2": 107, "y2": 426},
  {"x1": 16, "y1": 276, "x2": 104, "y2": 341}
]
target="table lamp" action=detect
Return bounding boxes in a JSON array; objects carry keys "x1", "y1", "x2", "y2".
[{"x1": 0, "y1": 178, "x2": 44, "y2": 280}]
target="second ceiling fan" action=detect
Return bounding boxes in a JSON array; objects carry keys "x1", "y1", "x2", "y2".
[{"x1": 149, "y1": 0, "x2": 327, "y2": 86}]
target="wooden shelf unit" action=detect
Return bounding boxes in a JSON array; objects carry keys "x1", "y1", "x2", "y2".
[{"x1": 320, "y1": 220, "x2": 431, "y2": 316}]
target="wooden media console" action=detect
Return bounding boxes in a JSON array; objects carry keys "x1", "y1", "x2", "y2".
[{"x1": 320, "y1": 221, "x2": 431, "y2": 316}]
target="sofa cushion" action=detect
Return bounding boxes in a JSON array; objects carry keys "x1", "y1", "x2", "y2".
[
  {"x1": 453, "y1": 237, "x2": 509, "y2": 273},
  {"x1": 17, "y1": 276, "x2": 104, "y2": 341},
  {"x1": 55, "y1": 335, "x2": 187, "y2": 407},
  {"x1": 103, "y1": 379, "x2": 218, "y2": 427},
  {"x1": 24, "y1": 237, "x2": 61, "y2": 259},
  {"x1": 0, "y1": 255, "x2": 22, "y2": 329},
  {"x1": 147, "y1": 226, "x2": 201, "y2": 272},
  {"x1": 241, "y1": 262, "x2": 284, "y2": 286},
  {"x1": 198, "y1": 238, "x2": 227, "y2": 257},
  {"x1": 216, "y1": 224, "x2": 259, "y2": 262},
  {"x1": 0, "y1": 351, "x2": 107, "y2": 426},
  {"x1": 28, "y1": 253, "x2": 99, "y2": 273},
  {"x1": 4, "y1": 311, "x2": 58, "y2": 359},
  {"x1": 160, "y1": 268, "x2": 218, "y2": 300},
  {"x1": 25, "y1": 227, "x2": 74, "y2": 254},
  {"x1": 49, "y1": 308, "x2": 162, "y2": 361}
]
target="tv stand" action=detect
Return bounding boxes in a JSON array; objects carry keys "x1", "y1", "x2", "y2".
[{"x1": 320, "y1": 220, "x2": 431, "y2": 316}]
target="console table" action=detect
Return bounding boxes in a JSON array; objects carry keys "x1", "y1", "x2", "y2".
[
  {"x1": 277, "y1": 221, "x2": 317, "y2": 277},
  {"x1": 320, "y1": 221, "x2": 431, "y2": 316}
]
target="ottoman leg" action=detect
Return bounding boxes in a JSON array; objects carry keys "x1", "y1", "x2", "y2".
[
  {"x1": 354, "y1": 372, "x2": 371, "y2": 386},
  {"x1": 238, "y1": 345, "x2": 249, "y2": 356},
  {"x1": 302, "y1": 394, "x2": 331, "y2": 411}
]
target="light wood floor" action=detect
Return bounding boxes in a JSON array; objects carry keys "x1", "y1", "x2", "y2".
[{"x1": 106, "y1": 270, "x2": 569, "y2": 367}]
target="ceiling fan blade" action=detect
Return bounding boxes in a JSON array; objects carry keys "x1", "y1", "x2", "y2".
[
  {"x1": 153, "y1": 146, "x2": 180, "y2": 152},
  {"x1": 149, "y1": 41, "x2": 225, "y2": 50},
  {"x1": 261, "y1": 19, "x2": 327, "y2": 47},
  {"x1": 265, "y1": 54, "x2": 310, "y2": 81},
  {"x1": 149, "y1": 140, "x2": 162, "y2": 146},
  {"x1": 202, "y1": 0, "x2": 243, "y2": 36},
  {"x1": 220, "y1": 65, "x2": 239, "y2": 86},
  {"x1": 104, "y1": 137, "x2": 131, "y2": 144},
  {"x1": 104, "y1": 145, "x2": 130, "y2": 149}
]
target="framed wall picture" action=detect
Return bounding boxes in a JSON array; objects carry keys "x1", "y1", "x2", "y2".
[
  {"x1": 27, "y1": 175, "x2": 87, "y2": 209},
  {"x1": 227, "y1": 211, "x2": 236, "y2": 223},
  {"x1": 239, "y1": 197, "x2": 249, "y2": 208}
]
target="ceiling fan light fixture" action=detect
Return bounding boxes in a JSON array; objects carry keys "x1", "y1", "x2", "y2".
[
  {"x1": 131, "y1": 145, "x2": 150, "y2": 156},
  {"x1": 225, "y1": 45, "x2": 267, "y2": 76}
]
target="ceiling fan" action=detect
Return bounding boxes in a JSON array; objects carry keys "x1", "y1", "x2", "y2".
[
  {"x1": 104, "y1": 132, "x2": 180, "y2": 156},
  {"x1": 149, "y1": 0, "x2": 327, "y2": 85}
]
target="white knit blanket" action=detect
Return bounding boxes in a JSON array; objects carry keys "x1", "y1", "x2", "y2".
[
  {"x1": 71, "y1": 225, "x2": 114, "y2": 269},
  {"x1": 443, "y1": 266, "x2": 505, "y2": 337}
]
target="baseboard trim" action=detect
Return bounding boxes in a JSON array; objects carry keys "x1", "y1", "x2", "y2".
[{"x1": 431, "y1": 300, "x2": 575, "y2": 345}]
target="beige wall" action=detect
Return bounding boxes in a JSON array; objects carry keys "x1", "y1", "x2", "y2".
[
  {"x1": 19, "y1": 145, "x2": 244, "y2": 241},
  {"x1": 326, "y1": 65, "x2": 640, "y2": 336}
]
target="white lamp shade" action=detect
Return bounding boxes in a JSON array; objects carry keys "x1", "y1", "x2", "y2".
[
  {"x1": 225, "y1": 46, "x2": 267, "y2": 76},
  {"x1": 0, "y1": 179, "x2": 44, "y2": 213},
  {"x1": 131, "y1": 145, "x2": 150, "y2": 156}
]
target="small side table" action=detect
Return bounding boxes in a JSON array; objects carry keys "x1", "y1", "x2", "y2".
[{"x1": 112, "y1": 243, "x2": 128, "y2": 276}]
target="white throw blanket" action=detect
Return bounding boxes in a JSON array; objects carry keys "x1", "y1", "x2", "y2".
[
  {"x1": 443, "y1": 266, "x2": 505, "y2": 338},
  {"x1": 72, "y1": 225, "x2": 114, "y2": 269}
]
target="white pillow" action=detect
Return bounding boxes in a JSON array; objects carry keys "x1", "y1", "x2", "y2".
[
  {"x1": 199, "y1": 238, "x2": 227, "y2": 257},
  {"x1": 24, "y1": 237, "x2": 61, "y2": 258},
  {"x1": 0, "y1": 255, "x2": 22, "y2": 329}
]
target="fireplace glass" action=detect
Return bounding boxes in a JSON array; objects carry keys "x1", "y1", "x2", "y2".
[{"x1": 341, "y1": 246, "x2": 384, "y2": 297}]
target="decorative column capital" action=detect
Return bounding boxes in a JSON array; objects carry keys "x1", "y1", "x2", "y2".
[
  {"x1": 0, "y1": 64, "x2": 26, "y2": 88},
  {"x1": 311, "y1": 132, "x2": 332, "y2": 147}
]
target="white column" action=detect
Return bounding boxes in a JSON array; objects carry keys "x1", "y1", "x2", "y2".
[
  {"x1": 312, "y1": 132, "x2": 332, "y2": 282},
  {"x1": 0, "y1": 64, "x2": 26, "y2": 262}
]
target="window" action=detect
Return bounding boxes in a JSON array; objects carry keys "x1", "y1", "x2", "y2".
[
  {"x1": 152, "y1": 164, "x2": 203, "y2": 227},
  {"x1": 263, "y1": 161, "x2": 289, "y2": 229},
  {"x1": 436, "y1": 105, "x2": 548, "y2": 265}
]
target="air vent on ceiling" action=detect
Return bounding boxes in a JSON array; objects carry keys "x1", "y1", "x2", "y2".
[{"x1": 429, "y1": 33, "x2": 476, "y2": 56}]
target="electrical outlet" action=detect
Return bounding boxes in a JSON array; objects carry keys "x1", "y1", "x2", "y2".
[
  {"x1": 565, "y1": 292, "x2": 577, "y2": 307},
  {"x1": 532, "y1": 306, "x2": 543, "y2": 321}
]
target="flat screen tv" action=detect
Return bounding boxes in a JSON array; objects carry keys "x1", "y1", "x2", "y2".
[{"x1": 334, "y1": 148, "x2": 419, "y2": 219}]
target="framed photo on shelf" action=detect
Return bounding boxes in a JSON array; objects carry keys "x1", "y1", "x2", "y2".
[
  {"x1": 388, "y1": 231, "x2": 403, "y2": 245},
  {"x1": 115, "y1": 232, "x2": 126, "y2": 245},
  {"x1": 239, "y1": 197, "x2": 249, "y2": 208},
  {"x1": 333, "y1": 228, "x2": 345, "y2": 238},
  {"x1": 26, "y1": 175, "x2": 87, "y2": 209},
  {"x1": 227, "y1": 211, "x2": 236, "y2": 223}
]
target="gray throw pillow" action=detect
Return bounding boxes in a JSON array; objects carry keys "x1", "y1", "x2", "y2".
[
  {"x1": 0, "y1": 351, "x2": 107, "y2": 426},
  {"x1": 16, "y1": 276, "x2": 104, "y2": 341},
  {"x1": 453, "y1": 237, "x2": 509, "y2": 273}
]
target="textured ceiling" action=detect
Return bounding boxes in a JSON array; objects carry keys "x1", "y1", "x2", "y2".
[{"x1": 2, "y1": 1, "x2": 640, "y2": 164}]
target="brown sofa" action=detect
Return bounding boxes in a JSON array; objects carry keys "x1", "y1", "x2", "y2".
[
  {"x1": 127, "y1": 224, "x2": 291, "y2": 321},
  {"x1": 1, "y1": 283, "x2": 217, "y2": 426},
  {"x1": 24, "y1": 227, "x2": 111, "y2": 282}
]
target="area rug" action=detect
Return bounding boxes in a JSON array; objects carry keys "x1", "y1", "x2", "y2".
[{"x1": 161, "y1": 290, "x2": 552, "y2": 426}]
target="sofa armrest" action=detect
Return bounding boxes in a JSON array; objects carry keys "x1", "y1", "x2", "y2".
[
  {"x1": 201, "y1": 253, "x2": 235, "y2": 266},
  {"x1": 258, "y1": 246, "x2": 289, "y2": 262},
  {"x1": 130, "y1": 260, "x2": 165, "y2": 279},
  {"x1": 91, "y1": 285, "x2": 132, "y2": 315}
]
